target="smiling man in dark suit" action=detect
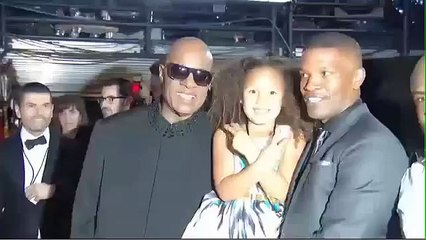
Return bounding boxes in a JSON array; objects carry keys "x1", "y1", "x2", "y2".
[
  {"x1": 0, "y1": 82, "x2": 60, "y2": 238},
  {"x1": 280, "y1": 33, "x2": 408, "y2": 238}
]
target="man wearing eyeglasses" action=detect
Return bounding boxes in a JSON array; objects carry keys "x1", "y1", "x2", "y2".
[
  {"x1": 71, "y1": 37, "x2": 214, "y2": 238},
  {"x1": 98, "y1": 78, "x2": 133, "y2": 118}
]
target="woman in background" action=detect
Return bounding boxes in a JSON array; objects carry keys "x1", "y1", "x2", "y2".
[
  {"x1": 54, "y1": 95, "x2": 88, "y2": 139},
  {"x1": 47, "y1": 95, "x2": 89, "y2": 238}
]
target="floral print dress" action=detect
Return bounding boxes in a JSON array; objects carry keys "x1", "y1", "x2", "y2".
[{"x1": 182, "y1": 139, "x2": 285, "y2": 238}]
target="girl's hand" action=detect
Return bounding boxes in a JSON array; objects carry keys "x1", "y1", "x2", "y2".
[
  {"x1": 224, "y1": 123, "x2": 259, "y2": 163},
  {"x1": 257, "y1": 125, "x2": 293, "y2": 172}
]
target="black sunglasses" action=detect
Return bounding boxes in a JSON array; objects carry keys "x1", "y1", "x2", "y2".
[{"x1": 165, "y1": 63, "x2": 213, "y2": 87}]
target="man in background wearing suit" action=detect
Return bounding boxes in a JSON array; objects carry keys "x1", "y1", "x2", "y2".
[
  {"x1": 280, "y1": 32, "x2": 408, "y2": 238},
  {"x1": 397, "y1": 56, "x2": 424, "y2": 238},
  {"x1": 0, "y1": 82, "x2": 59, "y2": 238},
  {"x1": 98, "y1": 78, "x2": 133, "y2": 118}
]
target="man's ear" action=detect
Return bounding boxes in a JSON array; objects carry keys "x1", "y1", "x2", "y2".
[
  {"x1": 352, "y1": 68, "x2": 366, "y2": 90},
  {"x1": 15, "y1": 104, "x2": 21, "y2": 119},
  {"x1": 50, "y1": 104, "x2": 54, "y2": 116},
  {"x1": 125, "y1": 96, "x2": 134, "y2": 107},
  {"x1": 159, "y1": 64, "x2": 165, "y2": 84}
]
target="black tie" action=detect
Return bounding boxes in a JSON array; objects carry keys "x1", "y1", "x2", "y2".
[
  {"x1": 312, "y1": 127, "x2": 330, "y2": 155},
  {"x1": 25, "y1": 135, "x2": 47, "y2": 150}
]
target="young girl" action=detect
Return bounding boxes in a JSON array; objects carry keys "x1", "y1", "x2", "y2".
[{"x1": 182, "y1": 57, "x2": 312, "y2": 238}]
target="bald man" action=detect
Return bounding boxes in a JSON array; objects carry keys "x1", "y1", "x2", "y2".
[
  {"x1": 71, "y1": 37, "x2": 214, "y2": 238},
  {"x1": 410, "y1": 56, "x2": 424, "y2": 133},
  {"x1": 397, "y1": 56, "x2": 424, "y2": 239},
  {"x1": 280, "y1": 33, "x2": 408, "y2": 238}
]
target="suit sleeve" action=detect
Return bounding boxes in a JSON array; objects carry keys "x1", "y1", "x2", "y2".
[
  {"x1": 0, "y1": 142, "x2": 8, "y2": 211},
  {"x1": 313, "y1": 136, "x2": 408, "y2": 238},
  {"x1": 71, "y1": 121, "x2": 105, "y2": 238},
  {"x1": 53, "y1": 139, "x2": 86, "y2": 203},
  {"x1": 0, "y1": 154, "x2": 4, "y2": 210}
]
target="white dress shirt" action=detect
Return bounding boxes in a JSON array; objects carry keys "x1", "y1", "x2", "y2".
[
  {"x1": 20, "y1": 127, "x2": 50, "y2": 239},
  {"x1": 397, "y1": 160, "x2": 425, "y2": 239}
]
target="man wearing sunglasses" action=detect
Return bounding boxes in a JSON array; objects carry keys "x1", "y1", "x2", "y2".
[
  {"x1": 71, "y1": 37, "x2": 214, "y2": 238},
  {"x1": 98, "y1": 78, "x2": 133, "y2": 118}
]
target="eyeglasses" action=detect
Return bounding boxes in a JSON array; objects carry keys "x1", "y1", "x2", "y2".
[
  {"x1": 165, "y1": 63, "x2": 213, "y2": 87},
  {"x1": 97, "y1": 96, "x2": 126, "y2": 104}
]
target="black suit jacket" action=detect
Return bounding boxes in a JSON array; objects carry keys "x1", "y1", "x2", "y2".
[
  {"x1": 42, "y1": 135, "x2": 89, "y2": 239},
  {"x1": 71, "y1": 105, "x2": 213, "y2": 238},
  {"x1": 281, "y1": 102, "x2": 408, "y2": 238},
  {"x1": 0, "y1": 129, "x2": 61, "y2": 238}
]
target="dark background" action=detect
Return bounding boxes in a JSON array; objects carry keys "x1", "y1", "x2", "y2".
[{"x1": 362, "y1": 56, "x2": 424, "y2": 155}]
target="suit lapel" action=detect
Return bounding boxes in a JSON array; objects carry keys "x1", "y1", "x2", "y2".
[
  {"x1": 285, "y1": 140, "x2": 313, "y2": 207},
  {"x1": 286, "y1": 127, "x2": 350, "y2": 199},
  {"x1": 308, "y1": 105, "x2": 369, "y2": 164},
  {"x1": 286, "y1": 104, "x2": 370, "y2": 208},
  {"x1": 5, "y1": 133, "x2": 25, "y2": 190},
  {"x1": 41, "y1": 129, "x2": 60, "y2": 184},
  {"x1": 289, "y1": 140, "x2": 312, "y2": 187}
]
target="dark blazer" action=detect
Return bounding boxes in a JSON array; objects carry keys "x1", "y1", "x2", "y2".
[
  {"x1": 0, "y1": 128, "x2": 61, "y2": 238},
  {"x1": 43, "y1": 136, "x2": 88, "y2": 238},
  {"x1": 71, "y1": 106, "x2": 212, "y2": 238},
  {"x1": 281, "y1": 102, "x2": 408, "y2": 238}
]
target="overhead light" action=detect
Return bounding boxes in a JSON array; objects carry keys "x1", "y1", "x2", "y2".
[
  {"x1": 294, "y1": 46, "x2": 305, "y2": 58},
  {"x1": 248, "y1": 0, "x2": 291, "y2": 2},
  {"x1": 213, "y1": 4, "x2": 226, "y2": 13}
]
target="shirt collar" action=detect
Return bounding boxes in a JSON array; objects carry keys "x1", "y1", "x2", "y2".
[
  {"x1": 323, "y1": 99, "x2": 363, "y2": 133},
  {"x1": 20, "y1": 127, "x2": 50, "y2": 147},
  {"x1": 410, "y1": 151, "x2": 425, "y2": 165},
  {"x1": 148, "y1": 101, "x2": 201, "y2": 138}
]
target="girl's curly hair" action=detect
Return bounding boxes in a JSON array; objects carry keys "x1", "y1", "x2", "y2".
[{"x1": 208, "y1": 57, "x2": 314, "y2": 141}]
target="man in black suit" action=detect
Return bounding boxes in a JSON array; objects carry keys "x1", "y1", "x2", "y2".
[
  {"x1": 0, "y1": 82, "x2": 60, "y2": 238},
  {"x1": 71, "y1": 37, "x2": 213, "y2": 238},
  {"x1": 280, "y1": 33, "x2": 408, "y2": 238},
  {"x1": 397, "y1": 56, "x2": 424, "y2": 238}
]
